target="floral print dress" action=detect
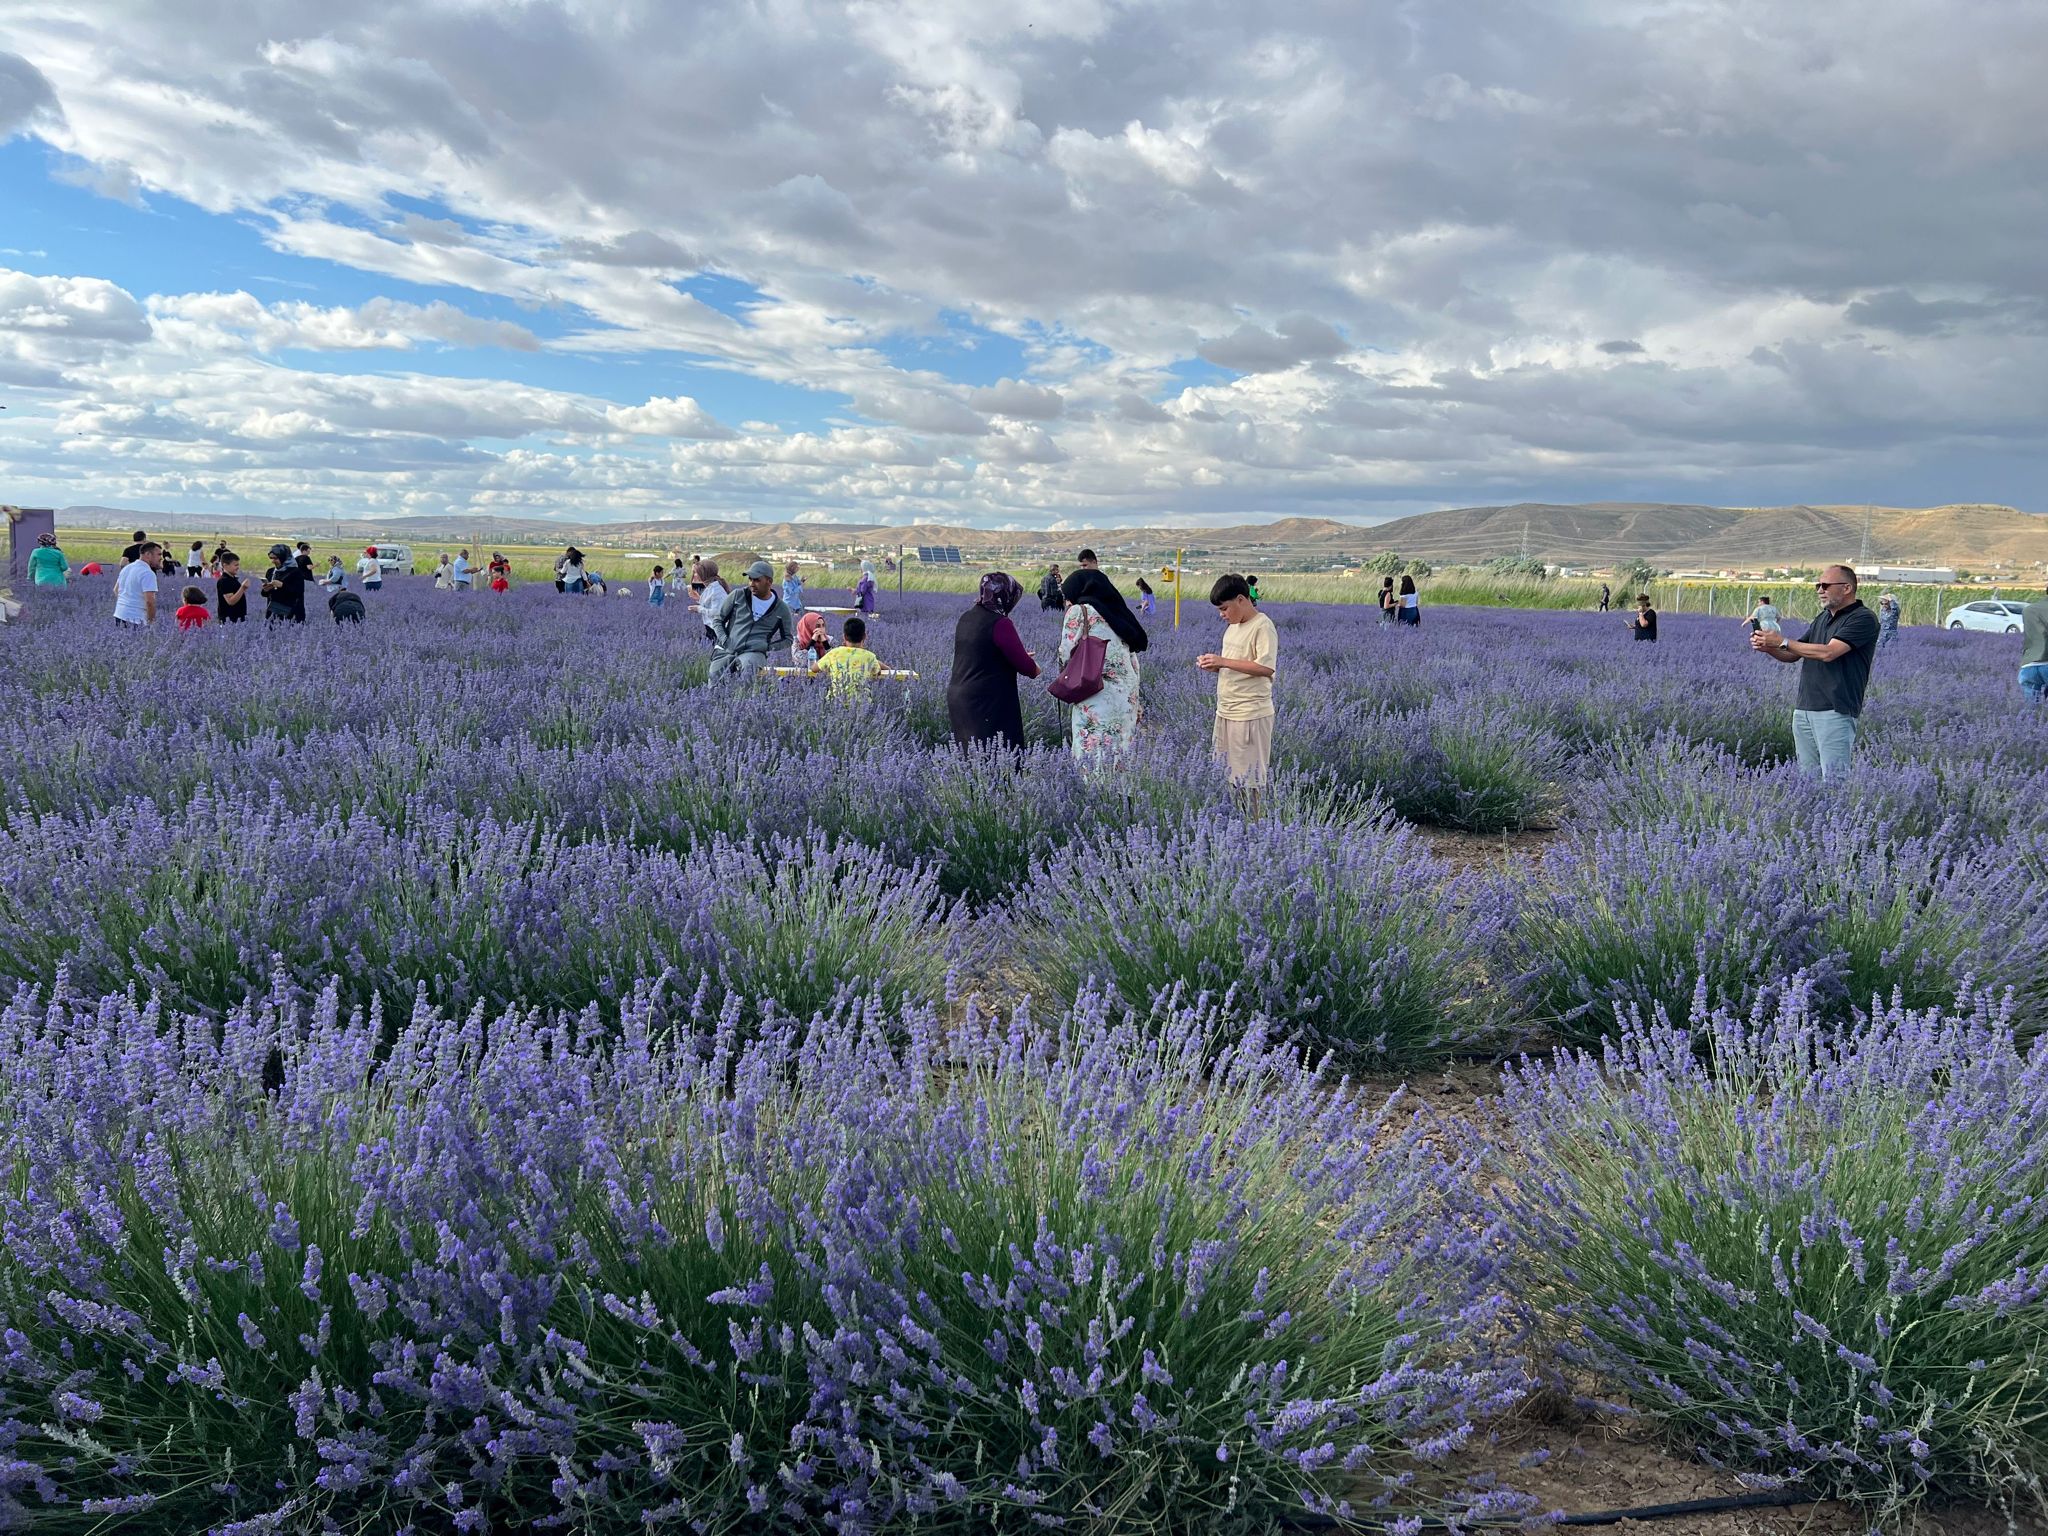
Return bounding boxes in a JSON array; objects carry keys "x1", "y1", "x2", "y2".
[{"x1": 1058, "y1": 602, "x2": 1140, "y2": 758}]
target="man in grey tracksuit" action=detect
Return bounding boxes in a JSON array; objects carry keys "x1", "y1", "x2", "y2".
[{"x1": 709, "y1": 560, "x2": 797, "y2": 679}]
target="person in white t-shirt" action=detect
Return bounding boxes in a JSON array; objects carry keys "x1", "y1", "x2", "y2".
[
  {"x1": 692, "y1": 559, "x2": 728, "y2": 643},
  {"x1": 114, "y1": 542, "x2": 164, "y2": 627},
  {"x1": 357, "y1": 547, "x2": 384, "y2": 592}
]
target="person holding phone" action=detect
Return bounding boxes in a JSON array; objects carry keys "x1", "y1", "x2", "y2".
[
  {"x1": 261, "y1": 543, "x2": 309, "y2": 623},
  {"x1": 1631, "y1": 594, "x2": 1658, "y2": 643}
]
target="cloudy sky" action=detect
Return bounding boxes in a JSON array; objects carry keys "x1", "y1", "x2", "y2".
[{"x1": 1, "y1": 0, "x2": 2041, "y2": 529}]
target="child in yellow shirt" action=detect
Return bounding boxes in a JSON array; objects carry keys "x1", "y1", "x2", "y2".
[{"x1": 813, "y1": 615, "x2": 883, "y2": 697}]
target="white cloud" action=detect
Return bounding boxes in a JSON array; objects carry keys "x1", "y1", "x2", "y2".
[
  {"x1": 0, "y1": 0, "x2": 2042, "y2": 524},
  {"x1": 605, "y1": 395, "x2": 736, "y2": 439},
  {"x1": 150, "y1": 292, "x2": 541, "y2": 353},
  {"x1": 1197, "y1": 315, "x2": 1350, "y2": 374},
  {"x1": 0, "y1": 50, "x2": 59, "y2": 139},
  {"x1": 968, "y1": 378, "x2": 1064, "y2": 418}
]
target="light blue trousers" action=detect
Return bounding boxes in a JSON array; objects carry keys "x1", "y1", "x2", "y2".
[{"x1": 1792, "y1": 709, "x2": 1858, "y2": 778}]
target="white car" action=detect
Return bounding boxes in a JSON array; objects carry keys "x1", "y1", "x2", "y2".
[
  {"x1": 1945, "y1": 599, "x2": 2028, "y2": 635},
  {"x1": 370, "y1": 544, "x2": 415, "y2": 576}
]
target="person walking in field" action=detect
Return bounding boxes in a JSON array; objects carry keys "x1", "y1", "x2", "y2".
[
  {"x1": 112, "y1": 541, "x2": 161, "y2": 628},
  {"x1": 1378, "y1": 576, "x2": 1396, "y2": 624},
  {"x1": 214, "y1": 552, "x2": 250, "y2": 623},
  {"x1": 692, "y1": 559, "x2": 727, "y2": 642},
  {"x1": 2019, "y1": 580, "x2": 2048, "y2": 705},
  {"x1": 1746, "y1": 594, "x2": 1782, "y2": 636},
  {"x1": 1039, "y1": 564, "x2": 1064, "y2": 611},
  {"x1": 1751, "y1": 562, "x2": 1881, "y2": 778},
  {"x1": 1394, "y1": 573, "x2": 1419, "y2": 626},
  {"x1": 185, "y1": 541, "x2": 205, "y2": 580},
  {"x1": 855, "y1": 561, "x2": 878, "y2": 617},
  {"x1": 261, "y1": 543, "x2": 309, "y2": 623},
  {"x1": 28, "y1": 532, "x2": 68, "y2": 587},
  {"x1": 1201, "y1": 573, "x2": 1279, "y2": 810},
  {"x1": 1598, "y1": 582, "x2": 1611, "y2": 613},
  {"x1": 1056, "y1": 566, "x2": 1147, "y2": 759},
  {"x1": 1876, "y1": 592, "x2": 1900, "y2": 651},
  {"x1": 357, "y1": 547, "x2": 384, "y2": 593},
  {"x1": 647, "y1": 565, "x2": 667, "y2": 609},
  {"x1": 947, "y1": 572, "x2": 1040, "y2": 750}
]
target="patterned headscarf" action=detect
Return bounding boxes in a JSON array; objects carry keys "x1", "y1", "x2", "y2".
[
  {"x1": 36, "y1": 533, "x2": 57, "y2": 548},
  {"x1": 976, "y1": 571, "x2": 1023, "y2": 615}
]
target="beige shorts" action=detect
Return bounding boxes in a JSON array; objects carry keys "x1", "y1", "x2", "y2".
[{"x1": 1212, "y1": 713, "x2": 1273, "y2": 787}]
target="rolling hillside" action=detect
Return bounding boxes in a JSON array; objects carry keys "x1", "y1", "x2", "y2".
[
  {"x1": 45, "y1": 501, "x2": 2047, "y2": 571},
  {"x1": 1350, "y1": 503, "x2": 2048, "y2": 569}
]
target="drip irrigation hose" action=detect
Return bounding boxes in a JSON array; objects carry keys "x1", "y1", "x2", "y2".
[{"x1": 1277, "y1": 1484, "x2": 1815, "y2": 1529}]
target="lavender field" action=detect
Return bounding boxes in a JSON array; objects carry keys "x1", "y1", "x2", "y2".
[{"x1": 1, "y1": 578, "x2": 2045, "y2": 1532}]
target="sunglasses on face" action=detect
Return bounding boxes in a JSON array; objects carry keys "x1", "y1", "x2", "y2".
[{"x1": 1815, "y1": 580, "x2": 1849, "y2": 591}]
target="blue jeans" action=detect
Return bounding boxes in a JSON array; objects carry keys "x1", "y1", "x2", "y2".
[
  {"x1": 1792, "y1": 709, "x2": 1858, "y2": 778},
  {"x1": 2021, "y1": 664, "x2": 2048, "y2": 703}
]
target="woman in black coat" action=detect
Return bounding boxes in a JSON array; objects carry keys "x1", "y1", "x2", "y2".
[{"x1": 948, "y1": 573, "x2": 1041, "y2": 749}]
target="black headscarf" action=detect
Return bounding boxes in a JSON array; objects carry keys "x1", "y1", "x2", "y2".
[
  {"x1": 976, "y1": 571, "x2": 1024, "y2": 615},
  {"x1": 1061, "y1": 568, "x2": 1148, "y2": 653}
]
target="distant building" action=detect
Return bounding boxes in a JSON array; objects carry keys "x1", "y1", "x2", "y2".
[{"x1": 1865, "y1": 564, "x2": 1957, "y2": 584}]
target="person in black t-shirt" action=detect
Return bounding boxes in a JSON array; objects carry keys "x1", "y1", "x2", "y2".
[
  {"x1": 214, "y1": 553, "x2": 250, "y2": 622},
  {"x1": 1630, "y1": 594, "x2": 1658, "y2": 642},
  {"x1": 260, "y1": 543, "x2": 309, "y2": 623},
  {"x1": 1751, "y1": 562, "x2": 1882, "y2": 778}
]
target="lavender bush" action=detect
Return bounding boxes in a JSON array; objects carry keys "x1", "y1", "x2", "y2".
[
  {"x1": 1489, "y1": 982, "x2": 2048, "y2": 1520},
  {"x1": 0, "y1": 979, "x2": 1523, "y2": 1532},
  {"x1": 1496, "y1": 815, "x2": 2048, "y2": 1043},
  {"x1": 1009, "y1": 808, "x2": 1501, "y2": 1065},
  {"x1": 0, "y1": 792, "x2": 963, "y2": 1022}
]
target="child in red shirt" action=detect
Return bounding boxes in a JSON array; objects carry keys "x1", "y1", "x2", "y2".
[{"x1": 175, "y1": 587, "x2": 211, "y2": 630}]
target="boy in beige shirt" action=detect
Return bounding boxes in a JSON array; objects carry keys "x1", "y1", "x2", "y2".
[{"x1": 1198, "y1": 573, "x2": 1279, "y2": 809}]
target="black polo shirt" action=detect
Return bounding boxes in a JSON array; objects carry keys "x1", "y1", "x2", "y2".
[{"x1": 1794, "y1": 599, "x2": 1881, "y2": 716}]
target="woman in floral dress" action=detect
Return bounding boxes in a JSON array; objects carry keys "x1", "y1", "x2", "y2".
[{"x1": 1056, "y1": 567, "x2": 1149, "y2": 759}]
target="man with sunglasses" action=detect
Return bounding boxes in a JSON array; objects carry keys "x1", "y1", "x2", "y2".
[{"x1": 1750, "y1": 563, "x2": 1881, "y2": 778}]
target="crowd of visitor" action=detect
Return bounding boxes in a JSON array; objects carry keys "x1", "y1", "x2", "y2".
[{"x1": 24, "y1": 526, "x2": 2046, "y2": 794}]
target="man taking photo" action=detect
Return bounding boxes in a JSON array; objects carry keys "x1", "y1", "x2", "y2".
[{"x1": 1750, "y1": 562, "x2": 1880, "y2": 778}]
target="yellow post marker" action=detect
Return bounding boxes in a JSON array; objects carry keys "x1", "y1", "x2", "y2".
[{"x1": 1172, "y1": 548, "x2": 1183, "y2": 629}]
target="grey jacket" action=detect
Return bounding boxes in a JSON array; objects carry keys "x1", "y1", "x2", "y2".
[{"x1": 710, "y1": 586, "x2": 796, "y2": 671}]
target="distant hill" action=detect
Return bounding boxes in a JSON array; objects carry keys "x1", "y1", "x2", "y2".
[
  {"x1": 1352, "y1": 502, "x2": 2048, "y2": 569},
  {"x1": 47, "y1": 501, "x2": 2047, "y2": 571}
]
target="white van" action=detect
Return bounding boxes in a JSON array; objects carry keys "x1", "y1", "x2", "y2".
[{"x1": 371, "y1": 545, "x2": 415, "y2": 576}]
